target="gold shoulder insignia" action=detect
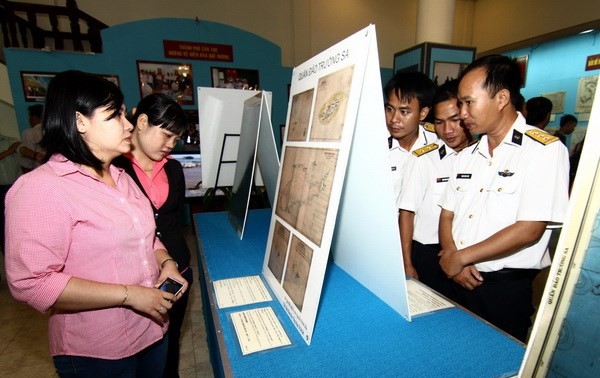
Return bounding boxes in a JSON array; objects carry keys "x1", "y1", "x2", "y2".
[
  {"x1": 413, "y1": 143, "x2": 439, "y2": 157},
  {"x1": 525, "y1": 129, "x2": 559, "y2": 145},
  {"x1": 422, "y1": 122, "x2": 436, "y2": 133}
]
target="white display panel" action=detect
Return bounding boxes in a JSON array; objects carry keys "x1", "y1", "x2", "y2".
[
  {"x1": 262, "y1": 25, "x2": 408, "y2": 345},
  {"x1": 197, "y1": 87, "x2": 271, "y2": 188}
]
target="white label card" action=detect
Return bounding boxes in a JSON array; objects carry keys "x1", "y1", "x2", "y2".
[
  {"x1": 231, "y1": 307, "x2": 292, "y2": 355},
  {"x1": 214, "y1": 275, "x2": 272, "y2": 309},
  {"x1": 407, "y1": 279, "x2": 454, "y2": 316}
]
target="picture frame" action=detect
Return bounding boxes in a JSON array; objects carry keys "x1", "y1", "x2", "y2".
[
  {"x1": 432, "y1": 61, "x2": 469, "y2": 86},
  {"x1": 136, "y1": 60, "x2": 194, "y2": 105},
  {"x1": 20, "y1": 71, "x2": 56, "y2": 102},
  {"x1": 516, "y1": 55, "x2": 528, "y2": 88},
  {"x1": 279, "y1": 124, "x2": 286, "y2": 148},
  {"x1": 101, "y1": 74, "x2": 120, "y2": 87},
  {"x1": 210, "y1": 66, "x2": 260, "y2": 90}
]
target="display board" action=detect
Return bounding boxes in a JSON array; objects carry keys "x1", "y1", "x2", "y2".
[
  {"x1": 262, "y1": 25, "x2": 408, "y2": 344},
  {"x1": 229, "y1": 92, "x2": 280, "y2": 239},
  {"x1": 197, "y1": 87, "x2": 271, "y2": 188},
  {"x1": 519, "y1": 78, "x2": 600, "y2": 377}
]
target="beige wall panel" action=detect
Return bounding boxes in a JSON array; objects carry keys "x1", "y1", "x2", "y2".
[{"x1": 472, "y1": 0, "x2": 600, "y2": 53}]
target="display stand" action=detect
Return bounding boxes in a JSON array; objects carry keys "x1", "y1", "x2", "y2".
[
  {"x1": 194, "y1": 210, "x2": 525, "y2": 378},
  {"x1": 393, "y1": 41, "x2": 476, "y2": 83},
  {"x1": 519, "y1": 72, "x2": 600, "y2": 378},
  {"x1": 214, "y1": 133, "x2": 240, "y2": 188}
]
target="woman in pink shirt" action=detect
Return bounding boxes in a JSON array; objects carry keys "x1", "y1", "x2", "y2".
[
  {"x1": 4, "y1": 70, "x2": 188, "y2": 378},
  {"x1": 113, "y1": 93, "x2": 191, "y2": 378}
]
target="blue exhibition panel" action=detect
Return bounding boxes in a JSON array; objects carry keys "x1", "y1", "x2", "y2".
[{"x1": 194, "y1": 209, "x2": 525, "y2": 378}]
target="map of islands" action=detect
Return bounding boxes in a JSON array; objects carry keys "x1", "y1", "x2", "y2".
[{"x1": 276, "y1": 146, "x2": 339, "y2": 246}]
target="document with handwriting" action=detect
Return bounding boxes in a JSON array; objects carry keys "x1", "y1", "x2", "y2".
[
  {"x1": 214, "y1": 275, "x2": 272, "y2": 309},
  {"x1": 231, "y1": 307, "x2": 292, "y2": 355}
]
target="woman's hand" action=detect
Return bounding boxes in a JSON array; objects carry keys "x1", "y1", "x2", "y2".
[
  {"x1": 122, "y1": 285, "x2": 175, "y2": 324},
  {"x1": 155, "y1": 261, "x2": 188, "y2": 304}
]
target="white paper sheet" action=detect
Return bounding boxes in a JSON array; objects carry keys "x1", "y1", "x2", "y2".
[
  {"x1": 407, "y1": 279, "x2": 454, "y2": 316},
  {"x1": 231, "y1": 307, "x2": 292, "y2": 355},
  {"x1": 213, "y1": 275, "x2": 272, "y2": 309}
]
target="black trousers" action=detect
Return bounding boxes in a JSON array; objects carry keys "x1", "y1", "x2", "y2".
[
  {"x1": 453, "y1": 268, "x2": 539, "y2": 342},
  {"x1": 412, "y1": 240, "x2": 457, "y2": 301},
  {"x1": 163, "y1": 267, "x2": 194, "y2": 378}
]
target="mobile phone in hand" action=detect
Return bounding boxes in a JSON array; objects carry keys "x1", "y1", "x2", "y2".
[{"x1": 158, "y1": 277, "x2": 184, "y2": 297}]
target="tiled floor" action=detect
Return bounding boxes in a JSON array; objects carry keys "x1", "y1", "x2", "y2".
[{"x1": 0, "y1": 225, "x2": 213, "y2": 378}]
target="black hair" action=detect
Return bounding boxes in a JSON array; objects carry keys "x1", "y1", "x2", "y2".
[
  {"x1": 560, "y1": 114, "x2": 578, "y2": 127},
  {"x1": 515, "y1": 93, "x2": 526, "y2": 112},
  {"x1": 383, "y1": 71, "x2": 436, "y2": 110},
  {"x1": 459, "y1": 54, "x2": 522, "y2": 108},
  {"x1": 432, "y1": 79, "x2": 459, "y2": 108},
  {"x1": 128, "y1": 93, "x2": 187, "y2": 135},
  {"x1": 40, "y1": 70, "x2": 125, "y2": 171},
  {"x1": 28, "y1": 104, "x2": 43, "y2": 119},
  {"x1": 525, "y1": 97, "x2": 553, "y2": 125}
]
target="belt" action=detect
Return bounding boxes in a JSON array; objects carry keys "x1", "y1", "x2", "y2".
[{"x1": 480, "y1": 268, "x2": 539, "y2": 282}]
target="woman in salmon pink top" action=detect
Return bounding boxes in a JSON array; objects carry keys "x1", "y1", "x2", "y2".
[
  {"x1": 113, "y1": 93, "x2": 191, "y2": 378},
  {"x1": 4, "y1": 71, "x2": 188, "y2": 378}
]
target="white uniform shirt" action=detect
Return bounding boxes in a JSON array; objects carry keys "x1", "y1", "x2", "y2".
[
  {"x1": 439, "y1": 114, "x2": 569, "y2": 272},
  {"x1": 20, "y1": 123, "x2": 44, "y2": 170},
  {"x1": 389, "y1": 124, "x2": 438, "y2": 209},
  {"x1": 399, "y1": 142, "x2": 458, "y2": 245}
]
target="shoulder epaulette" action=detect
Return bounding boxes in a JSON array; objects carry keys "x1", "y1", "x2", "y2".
[
  {"x1": 422, "y1": 122, "x2": 436, "y2": 133},
  {"x1": 412, "y1": 143, "x2": 439, "y2": 157},
  {"x1": 525, "y1": 129, "x2": 559, "y2": 145}
]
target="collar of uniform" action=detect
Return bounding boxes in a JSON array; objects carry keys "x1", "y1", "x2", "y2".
[
  {"x1": 388, "y1": 136, "x2": 399, "y2": 150},
  {"x1": 438, "y1": 142, "x2": 458, "y2": 160},
  {"x1": 475, "y1": 113, "x2": 525, "y2": 158},
  {"x1": 502, "y1": 113, "x2": 528, "y2": 148},
  {"x1": 408, "y1": 124, "x2": 439, "y2": 152},
  {"x1": 420, "y1": 123, "x2": 439, "y2": 146}
]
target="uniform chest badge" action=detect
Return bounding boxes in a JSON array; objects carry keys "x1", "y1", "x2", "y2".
[
  {"x1": 457, "y1": 173, "x2": 472, "y2": 179},
  {"x1": 498, "y1": 169, "x2": 515, "y2": 177}
]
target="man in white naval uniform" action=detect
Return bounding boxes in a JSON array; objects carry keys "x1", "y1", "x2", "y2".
[
  {"x1": 438, "y1": 55, "x2": 569, "y2": 342},
  {"x1": 383, "y1": 71, "x2": 437, "y2": 215},
  {"x1": 398, "y1": 80, "x2": 472, "y2": 299}
]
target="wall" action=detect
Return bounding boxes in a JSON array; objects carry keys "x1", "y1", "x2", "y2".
[
  {"x1": 20, "y1": 0, "x2": 600, "y2": 69},
  {"x1": 5, "y1": 18, "x2": 292, "y2": 141},
  {"x1": 0, "y1": 63, "x2": 19, "y2": 139},
  {"x1": 473, "y1": 0, "x2": 600, "y2": 54},
  {"x1": 504, "y1": 31, "x2": 600, "y2": 150},
  {"x1": 21, "y1": 0, "x2": 459, "y2": 69}
]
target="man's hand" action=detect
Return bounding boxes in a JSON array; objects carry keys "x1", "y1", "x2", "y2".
[
  {"x1": 451, "y1": 266, "x2": 484, "y2": 290},
  {"x1": 438, "y1": 248, "x2": 466, "y2": 278},
  {"x1": 404, "y1": 264, "x2": 419, "y2": 280}
]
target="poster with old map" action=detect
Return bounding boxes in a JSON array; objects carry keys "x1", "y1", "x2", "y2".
[
  {"x1": 262, "y1": 25, "x2": 408, "y2": 346},
  {"x1": 310, "y1": 65, "x2": 355, "y2": 141},
  {"x1": 282, "y1": 235, "x2": 314, "y2": 311},
  {"x1": 267, "y1": 220, "x2": 291, "y2": 282},
  {"x1": 287, "y1": 88, "x2": 314, "y2": 142},
  {"x1": 275, "y1": 146, "x2": 339, "y2": 246}
]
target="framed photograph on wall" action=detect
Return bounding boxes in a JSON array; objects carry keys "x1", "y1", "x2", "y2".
[
  {"x1": 20, "y1": 71, "x2": 56, "y2": 102},
  {"x1": 211, "y1": 67, "x2": 260, "y2": 90},
  {"x1": 516, "y1": 55, "x2": 528, "y2": 88},
  {"x1": 101, "y1": 74, "x2": 120, "y2": 87},
  {"x1": 137, "y1": 60, "x2": 194, "y2": 105},
  {"x1": 432, "y1": 61, "x2": 468, "y2": 86}
]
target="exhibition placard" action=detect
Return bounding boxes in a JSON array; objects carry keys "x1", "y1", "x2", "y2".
[{"x1": 262, "y1": 25, "x2": 409, "y2": 344}]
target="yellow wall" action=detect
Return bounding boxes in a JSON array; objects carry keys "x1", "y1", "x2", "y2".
[{"x1": 9, "y1": 0, "x2": 600, "y2": 67}]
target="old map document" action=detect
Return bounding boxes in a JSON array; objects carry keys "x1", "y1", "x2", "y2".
[
  {"x1": 287, "y1": 88, "x2": 315, "y2": 142},
  {"x1": 275, "y1": 146, "x2": 339, "y2": 246},
  {"x1": 310, "y1": 65, "x2": 355, "y2": 141}
]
